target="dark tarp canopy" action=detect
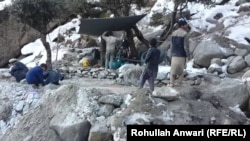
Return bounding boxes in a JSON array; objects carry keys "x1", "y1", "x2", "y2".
[{"x1": 78, "y1": 14, "x2": 147, "y2": 36}]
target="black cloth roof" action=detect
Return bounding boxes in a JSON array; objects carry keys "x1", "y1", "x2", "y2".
[{"x1": 78, "y1": 14, "x2": 147, "y2": 36}]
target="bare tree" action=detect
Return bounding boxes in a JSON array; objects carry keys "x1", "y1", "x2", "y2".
[
  {"x1": 159, "y1": 0, "x2": 217, "y2": 44},
  {"x1": 11, "y1": 0, "x2": 65, "y2": 69},
  {"x1": 159, "y1": 0, "x2": 188, "y2": 42}
]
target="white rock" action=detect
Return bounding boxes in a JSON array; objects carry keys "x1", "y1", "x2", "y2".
[{"x1": 15, "y1": 101, "x2": 25, "y2": 112}]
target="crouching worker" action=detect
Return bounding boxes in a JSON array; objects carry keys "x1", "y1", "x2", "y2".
[
  {"x1": 43, "y1": 70, "x2": 64, "y2": 85},
  {"x1": 9, "y1": 58, "x2": 29, "y2": 82},
  {"x1": 26, "y1": 63, "x2": 47, "y2": 87}
]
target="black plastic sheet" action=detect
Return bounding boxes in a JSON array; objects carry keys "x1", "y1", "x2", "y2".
[{"x1": 78, "y1": 14, "x2": 147, "y2": 36}]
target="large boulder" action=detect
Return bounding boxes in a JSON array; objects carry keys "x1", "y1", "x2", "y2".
[
  {"x1": 50, "y1": 121, "x2": 91, "y2": 141},
  {"x1": 0, "y1": 14, "x2": 40, "y2": 67},
  {"x1": 49, "y1": 85, "x2": 95, "y2": 141},
  {"x1": 0, "y1": 10, "x2": 71, "y2": 67},
  {"x1": 242, "y1": 69, "x2": 250, "y2": 81},
  {"x1": 193, "y1": 41, "x2": 224, "y2": 67},
  {"x1": 88, "y1": 123, "x2": 113, "y2": 141},
  {"x1": 244, "y1": 54, "x2": 250, "y2": 66},
  {"x1": 117, "y1": 64, "x2": 144, "y2": 86},
  {"x1": 200, "y1": 78, "x2": 250, "y2": 109},
  {"x1": 227, "y1": 56, "x2": 247, "y2": 74}
]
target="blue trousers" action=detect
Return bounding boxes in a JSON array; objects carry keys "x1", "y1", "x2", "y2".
[{"x1": 139, "y1": 68, "x2": 158, "y2": 91}]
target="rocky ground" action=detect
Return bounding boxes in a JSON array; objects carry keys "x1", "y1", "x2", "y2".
[
  {"x1": 1, "y1": 44, "x2": 250, "y2": 141},
  {"x1": 0, "y1": 73, "x2": 138, "y2": 141},
  {"x1": 1, "y1": 1, "x2": 250, "y2": 140}
]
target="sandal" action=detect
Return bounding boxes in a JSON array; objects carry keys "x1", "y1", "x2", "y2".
[{"x1": 174, "y1": 82, "x2": 181, "y2": 87}]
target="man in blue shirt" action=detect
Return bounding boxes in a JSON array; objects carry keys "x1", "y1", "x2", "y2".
[
  {"x1": 26, "y1": 63, "x2": 47, "y2": 87},
  {"x1": 9, "y1": 58, "x2": 28, "y2": 82}
]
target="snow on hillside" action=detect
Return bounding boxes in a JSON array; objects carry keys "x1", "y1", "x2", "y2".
[{"x1": 0, "y1": 0, "x2": 11, "y2": 11}]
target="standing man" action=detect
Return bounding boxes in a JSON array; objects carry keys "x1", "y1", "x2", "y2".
[
  {"x1": 9, "y1": 58, "x2": 29, "y2": 82},
  {"x1": 168, "y1": 18, "x2": 190, "y2": 87},
  {"x1": 139, "y1": 38, "x2": 161, "y2": 92},
  {"x1": 101, "y1": 31, "x2": 123, "y2": 70},
  {"x1": 26, "y1": 63, "x2": 47, "y2": 87}
]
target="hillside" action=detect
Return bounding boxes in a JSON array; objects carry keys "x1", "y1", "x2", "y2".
[{"x1": 0, "y1": 0, "x2": 250, "y2": 141}]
